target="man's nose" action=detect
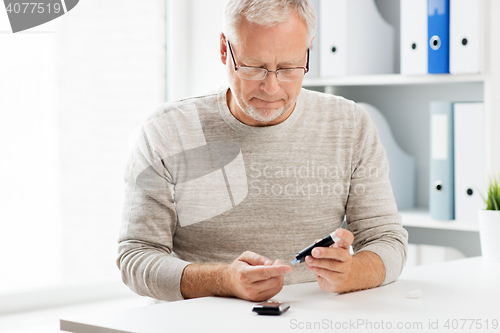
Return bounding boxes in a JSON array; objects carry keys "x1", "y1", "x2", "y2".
[{"x1": 260, "y1": 71, "x2": 280, "y2": 96}]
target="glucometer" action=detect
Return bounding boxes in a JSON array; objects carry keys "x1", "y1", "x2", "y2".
[
  {"x1": 252, "y1": 301, "x2": 290, "y2": 315},
  {"x1": 292, "y1": 231, "x2": 340, "y2": 264}
]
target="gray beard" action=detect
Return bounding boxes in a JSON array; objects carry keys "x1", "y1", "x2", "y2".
[
  {"x1": 227, "y1": 69, "x2": 292, "y2": 123},
  {"x1": 240, "y1": 103, "x2": 287, "y2": 123}
]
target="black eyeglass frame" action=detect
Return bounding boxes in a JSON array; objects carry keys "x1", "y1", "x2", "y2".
[{"x1": 226, "y1": 39, "x2": 310, "y2": 81}]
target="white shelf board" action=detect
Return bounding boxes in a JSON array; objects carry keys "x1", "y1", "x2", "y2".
[
  {"x1": 400, "y1": 208, "x2": 479, "y2": 232},
  {"x1": 302, "y1": 73, "x2": 485, "y2": 87}
]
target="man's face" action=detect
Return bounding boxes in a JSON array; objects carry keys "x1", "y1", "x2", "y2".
[{"x1": 221, "y1": 12, "x2": 310, "y2": 127}]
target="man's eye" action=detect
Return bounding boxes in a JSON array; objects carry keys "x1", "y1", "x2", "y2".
[{"x1": 241, "y1": 67, "x2": 264, "y2": 75}]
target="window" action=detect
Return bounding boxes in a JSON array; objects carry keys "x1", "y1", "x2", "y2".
[{"x1": 0, "y1": 0, "x2": 166, "y2": 309}]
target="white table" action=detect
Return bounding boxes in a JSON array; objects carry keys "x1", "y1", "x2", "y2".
[{"x1": 61, "y1": 257, "x2": 500, "y2": 333}]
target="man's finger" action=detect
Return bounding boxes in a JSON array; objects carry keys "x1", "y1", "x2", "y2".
[
  {"x1": 334, "y1": 228, "x2": 354, "y2": 250},
  {"x1": 309, "y1": 265, "x2": 347, "y2": 284},
  {"x1": 238, "y1": 251, "x2": 273, "y2": 266},
  {"x1": 310, "y1": 246, "x2": 349, "y2": 262},
  {"x1": 255, "y1": 277, "x2": 285, "y2": 300},
  {"x1": 306, "y1": 256, "x2": 346, "y2": 273},
  {"x1": 253, "y1": 275, "x2": 282, "y2": 292},
  {"x1": 245, "y1": 264, "x2": 293, "y2": 282}
]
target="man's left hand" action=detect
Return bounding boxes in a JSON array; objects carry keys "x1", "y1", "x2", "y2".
[{"x1": 305, "y1": 228, "x2": 354, "y2": 293}]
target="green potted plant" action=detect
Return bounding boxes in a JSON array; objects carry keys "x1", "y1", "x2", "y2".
[{"x1": 478, "y1": 176, "x2": 500, "y2": 263}]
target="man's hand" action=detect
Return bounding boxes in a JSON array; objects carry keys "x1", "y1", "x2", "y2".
[
  {"x1": 304, "y1": 228, "x2": 385, "y2": 293},
  {"x1": 180, "y1": 251, "x2": 292, "y2": 301},
  {"x1": 225, "y1": 251, "x2": 293, "y2": 301},
  {"x1": 305, "y1": 228, "x2": 354, "y2": 293}
]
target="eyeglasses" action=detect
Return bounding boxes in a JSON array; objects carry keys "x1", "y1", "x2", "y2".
[{"x1": 226, "y1": 40, "x2": 309, "y2": 81}]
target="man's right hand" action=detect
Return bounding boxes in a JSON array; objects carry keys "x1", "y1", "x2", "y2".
[
  {"x1": 180, "y1": 251, "x2": 292, "y2": 301},
  {"x1": 224, "y1": 251, "x2": 293, "y2": 301}
]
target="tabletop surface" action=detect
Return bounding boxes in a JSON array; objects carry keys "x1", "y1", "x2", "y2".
[{"x1": 60, "y1": 257, "x2": 500, "y2": 333}]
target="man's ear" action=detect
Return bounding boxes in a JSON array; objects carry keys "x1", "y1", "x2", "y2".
[
  {"x1": 220, "y1": 33, "x2": 228, "y2": 65},
  {"x1": 309, "y1": 37, "x2": 315, "y2": 50}
]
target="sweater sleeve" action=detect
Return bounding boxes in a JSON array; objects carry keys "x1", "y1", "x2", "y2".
[
  {"x1": 345, "y1": 105, "x2": 408, "y2": 286},
  {"x1": 116, "y1": 116, "x2": 190, "y2": 302}
]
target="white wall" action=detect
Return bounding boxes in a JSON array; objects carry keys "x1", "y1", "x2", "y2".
[
  {"x1": 0, "y1": 0, "x2": 166, "y2": 295},
  {"x1": 0, "y1": 14, "x2": 62, "y2": 293},
  {"x1": 484, "y1": 0, "x2": 500, "y2": 174},
  {"x1": 56, "y1": 0, "x2": 166, "y2": 284},
  {"x1": 167, "y1": 0, "x2": 228, "y2": 101}
]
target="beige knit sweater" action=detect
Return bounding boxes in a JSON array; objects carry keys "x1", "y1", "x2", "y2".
[{"x1": 117, "y1": 87, "x2": 408, "y2": 301}]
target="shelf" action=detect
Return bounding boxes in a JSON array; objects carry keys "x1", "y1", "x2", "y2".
[
  {"x1": 400, "y1": 208, "x2": 479, "y2": 232},
  {"x1": 302, "y1": 73, "x2": 485, "y2": 87}
]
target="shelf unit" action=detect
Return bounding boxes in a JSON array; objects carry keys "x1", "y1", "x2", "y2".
[
  {"x1": 303, "y1": 73, "x2": 486, "y2": 87},
  {"x1": 301, "y1": 0, "x2": 500, "y2": 257},
  {"x1": 303, "y1": 0, "x2": 499, "y2": 173},
  {"x1": 302, "y1": 73, "x2": 488, "y2": 219},
  {"x1": 399, "y1": 208, "x2": 478, "y2": 232}
]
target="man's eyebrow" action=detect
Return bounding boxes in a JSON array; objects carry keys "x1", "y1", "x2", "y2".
[{"x1": 239, "y1": 54, "x2": 306, "y2": 67}]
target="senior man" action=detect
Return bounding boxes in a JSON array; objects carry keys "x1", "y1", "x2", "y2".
[{"x1": 117, "y1": 0, "x2": 408, "y2": 302}]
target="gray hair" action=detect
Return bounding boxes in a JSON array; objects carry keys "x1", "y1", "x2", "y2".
[{"x1": 223, "y1": 0, "x2": 316, "y2": 46}]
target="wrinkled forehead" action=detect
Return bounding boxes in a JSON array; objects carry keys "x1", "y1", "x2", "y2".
[
  {"x1": 233, "y1": 14, "x2": 309, "y2": 57},
  {"x1": 233, "y1": 10, "x2": 309, "y2": 47}
]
